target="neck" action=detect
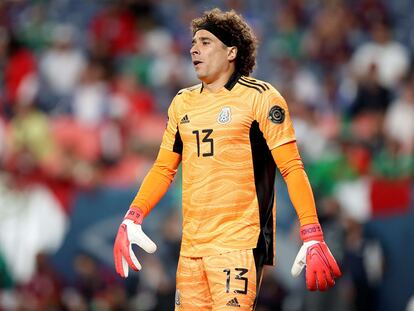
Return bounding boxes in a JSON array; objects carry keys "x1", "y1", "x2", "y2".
[{"x1": 202, "y1": 67, "x2": 236, "y2": 92}]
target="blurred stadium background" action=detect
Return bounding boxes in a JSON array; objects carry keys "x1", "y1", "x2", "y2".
[{"x1": 0, "y1": 0, "x2": 413, "y2": 310}]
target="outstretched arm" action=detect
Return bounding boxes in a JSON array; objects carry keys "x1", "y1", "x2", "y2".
[
  {"x1": 271, "y1": 141, "x2": 341, "y2": 291},
  {"x1": 114, "y1": 148, "x2": 181, "y2": 277}
]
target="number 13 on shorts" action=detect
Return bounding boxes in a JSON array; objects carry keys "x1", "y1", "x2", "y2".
[
  {"x1": 175, "y1": 249, "x2": 260, "y2": 310},
  {"x1": 223, "y1": 268, "x2": 249, "y2": 295}
]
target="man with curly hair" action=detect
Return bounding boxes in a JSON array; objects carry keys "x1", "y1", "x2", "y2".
[{"x1": 113, "y1": 8, "x2": 341, "y2": 310}]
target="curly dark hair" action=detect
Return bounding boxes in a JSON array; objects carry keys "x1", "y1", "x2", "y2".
[{"x1": 191, "y1": 8, "x2": 258, "y2": 76}]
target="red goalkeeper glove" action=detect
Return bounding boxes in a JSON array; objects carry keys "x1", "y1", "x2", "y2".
[
  {"x1": 113, "y1": 208, "x2": 157, "y2": 277},
  {"x1": 291, "y1": 223, "x2": 341, "y2": 291}
]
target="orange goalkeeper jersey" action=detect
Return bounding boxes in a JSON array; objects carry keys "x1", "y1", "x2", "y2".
[{"x1": 161, "y1": 73, "x2": 296, "y2": 264}]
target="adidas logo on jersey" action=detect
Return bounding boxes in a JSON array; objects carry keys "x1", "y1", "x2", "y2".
[
  {"x1": 180, "y1": 114, "x2": 190, "y2": 124},
  {"x1": 226, "y1": 297, "x2": 240, "y2": 307}
]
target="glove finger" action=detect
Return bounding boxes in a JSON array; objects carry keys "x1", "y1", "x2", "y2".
[
  {"x1": 306, "y1": 269, "x2": 317, "y2": 291},
  {"x1": 121, "y1": 255, "x2": 129, "y2": 277},
  {"x1": 322, "y1": 259, "x2": 336, "y2": 288},
  {"x1": 291, "y1": 245, "x2": 306, "y2": 277},
  {"x1": 129, "y1": 243, "x2": 142, "y2": 270},
  {"x1": 316, "y1": 268, "x2": 328, "y2": 291},
  {"x1": 114, "y1": 243, "x2": 125, "y2": 277},
  {"x1": 122, "y1": 242, "x2": 141, "y2": 271},
  {"x1": 114, "y1": 226, "x2": 127, "y2": 277},
  {"x1": 326, "y1": 269, "x2": 335, "y2": 288},
  {"x1": 135, "y1": 230, "x2": 157, "y2": 254},
  {"x1": 328, "y1": 257, "x2": 342, "y2": 278},
  {"x1": 321, "y1": 243, "x2": 342, "y2": 278},
  {"x1": 116, "y1": 223, "x2": 141, "y2": 272}
]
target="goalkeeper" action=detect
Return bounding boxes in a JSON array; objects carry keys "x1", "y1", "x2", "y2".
[{"x1": 114, "y1": 8, "x2": 341, "y2": 311}]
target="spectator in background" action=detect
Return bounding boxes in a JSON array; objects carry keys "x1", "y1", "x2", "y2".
[
  {"x1": 0, "y1": 27, "x2": 9, "y2": 109},
  {"x1": 269, "y1": 5, "x2": 303, "y2": 63},
  {"x1": 15, "y1": 2, "x2": 51, "y2": 53},
  {"x1": 263, "y1": 4, "x2": 304, "y2": 86},
  {"x1": 4, "y1": 69, "x2": 63, "y2": 178},
  {"x1": 0, "y1": 249, "x2": 13, "y2": 289},
  {"x1": 110, "y1": 71, "x2": 155, "y2": 119},
  {"x1": 144, "y1": 26, "x2": 197, "y2": 109},
  {"x1": 0, "y1": 116, "x2": 5, "y2": 163},
  {"x1": 353, "y1": 0, "x2": 389, "y2": 32},
  {"x1": 39, "y1": 23, "x2": 86, "y2": 114},
  {"x1": 351, "y1": 18, "x2": 410, "y2": 89},
  {"x1": 383, "y1": 75, "x2": 414, "y2": 154},
  {"x1": 3, "y1": 32, "x2": 37, "y2": 116},
  {"x1": 344, "y1": 218, "x2": 384, "y2": 311},
  {"x1": 17, "y1": 253, "x2": 63, "y2": 311},
  {"x1": 88, "y1": 1, "x2": 140, "y2": 59},
  {"x1": 72, "y1": 253, "x2": 122, "y2": 306},
  {"x1": 70, "y1": 58, "x2": 111, "y2": 127},
  {"x1": 303, "y1": 1, "x2": 353, "y2": 71},
  {"x1": 348, "y1": 63, "x2": 391, "y2": 149},
  {"x1": 349, "y1": 62, "x2": 391, "y2": 116}
]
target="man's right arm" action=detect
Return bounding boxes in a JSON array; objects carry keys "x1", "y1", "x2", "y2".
[
  {"x1": 114, "y1": 94, "x2": 182, "y2": 277},
  {"x1": 113, "y1": 147, "x2": 181, "y2": 277},
  {"x1": 130, "y1": 148, "x2": 181, "y2": 216}
]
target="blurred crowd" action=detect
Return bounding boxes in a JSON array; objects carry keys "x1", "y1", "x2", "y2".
[{"x1": 0, "y1": 0, "x2": 413, "y2": 310}]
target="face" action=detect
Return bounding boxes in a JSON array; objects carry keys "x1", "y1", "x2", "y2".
[{"x1": 190, "y1": 29, "x2": 237, "y2": 83}]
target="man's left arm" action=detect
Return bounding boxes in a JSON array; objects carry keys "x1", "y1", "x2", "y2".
[{"x1": 271, "y1": 141, "x2": 342, "y2": 291}]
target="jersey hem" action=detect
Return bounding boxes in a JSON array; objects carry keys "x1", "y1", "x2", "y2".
[{"x1": 179, "y1": 243, "x2": 261, "y2": 258}]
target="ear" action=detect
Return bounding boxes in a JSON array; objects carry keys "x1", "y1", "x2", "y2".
[{"x1": 227, "y1": 46, "x2": 237, "y2": 61}]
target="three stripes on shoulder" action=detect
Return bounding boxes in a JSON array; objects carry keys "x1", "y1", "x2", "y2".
[{"x1": 238, "y1": 76, "x2": 270, "y2": 93}]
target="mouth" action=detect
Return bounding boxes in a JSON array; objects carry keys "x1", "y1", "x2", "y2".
[{"x1": 193, "y1": 60, "x2": 202, "y2": 66}]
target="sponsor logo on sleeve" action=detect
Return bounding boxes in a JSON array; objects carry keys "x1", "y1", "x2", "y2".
[{"x1": 268, "y1": 105, "x2": 285, "y2": 124}]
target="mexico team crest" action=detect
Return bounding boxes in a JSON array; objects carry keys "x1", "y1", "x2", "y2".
[{"x1": 217, "y1": 107, "x2": 231, "y2": 124}]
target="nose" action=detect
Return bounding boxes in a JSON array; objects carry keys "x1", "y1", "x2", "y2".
[{"x1": 190, "y1": 44, "x2": 199, "y2": 55}]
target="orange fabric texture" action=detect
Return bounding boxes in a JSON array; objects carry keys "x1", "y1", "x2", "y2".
[
  {"x1": 272, "y1": 142, "x2": 319, "y2": 225},
  {"x1": 160, "y1": 76, "x2": 296, "y2": 258},
  {"x1": 175, "y1": 249, "x2": 258, "y2": 311},
  {"x1": 130, "y1": 148, "x2": 181, "y2": 216},
  {"x1": 129, "y1": 74, "x2": 319, "y2": 263}
]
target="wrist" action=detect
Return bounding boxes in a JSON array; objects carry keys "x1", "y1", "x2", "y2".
[
  {"x1": 124, "y1": 207, "x2": 144, "y2": 224},
  {"x1": 300, "y1": 223, "x2": 323, "y2": 242}
]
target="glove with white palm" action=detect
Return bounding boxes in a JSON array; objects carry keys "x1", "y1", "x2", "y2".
[{"x1": 113, "y1": 208, "x2": 157, "y2": 277}]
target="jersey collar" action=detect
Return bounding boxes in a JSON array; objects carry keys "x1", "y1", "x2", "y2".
[
  {"x1": 200, "y1": 71, "x2": 241, "y2": 93},
  {"x1": 224, "y1": 70, "x2": 241, "y2": 91}
]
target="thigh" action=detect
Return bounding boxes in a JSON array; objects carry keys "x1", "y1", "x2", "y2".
[
  {"x1": 203, "y1": 249, "x2": 261, "y2": 311},
  {"x1": 175, "y1": 255, "x2": 212, "y2": 311}
]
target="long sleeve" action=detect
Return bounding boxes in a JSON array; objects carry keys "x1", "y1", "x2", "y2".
[
  {"x1": 130, "y1": 148, "x2": 181, "y2": 216},
  {"x1": 271, "y1": 141, "x2": 319, "y2": 225}
]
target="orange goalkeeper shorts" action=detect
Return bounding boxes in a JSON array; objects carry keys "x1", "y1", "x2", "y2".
[{"x1": 174, "y1": 249, "x2": 264, "y2": 311}]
